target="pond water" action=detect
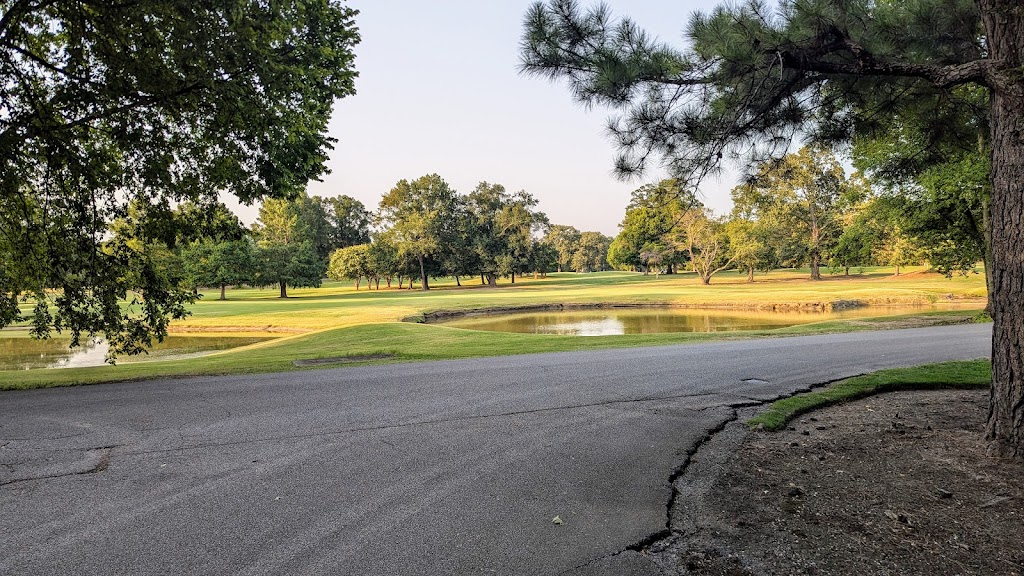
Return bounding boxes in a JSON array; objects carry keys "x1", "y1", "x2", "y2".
[
  {"x1": 438, "y1": 305, "x2": 980, "y2": 336},
  {"x1": 0, "y1": 334, "x2": 275, "y2": 370}
]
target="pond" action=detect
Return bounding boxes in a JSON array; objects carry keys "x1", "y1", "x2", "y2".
[
  {"x1": 437, "y1": 305, "x2": 980, "y2": 336},
  {"x1": 0, "y1": 334, "x2": 276, "y2": 370}
]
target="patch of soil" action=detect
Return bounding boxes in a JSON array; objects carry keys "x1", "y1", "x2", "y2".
[
  {"x1": 291, "y1": 353, "x2": 395, "y2": 367},
  {"x1": 676, "y1": 390, "x2": 1024, "y2": 575},
  {"x1": 847, "y1": 314, "x2": 979, "y2": 330},
  {"x1": 168, "y1": 326, "x2": 309, "y2": 334}
]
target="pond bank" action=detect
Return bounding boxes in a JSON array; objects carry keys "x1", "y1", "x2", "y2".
[{"x1": 406, "y1": 298, "x2": 986, "y2": 325}]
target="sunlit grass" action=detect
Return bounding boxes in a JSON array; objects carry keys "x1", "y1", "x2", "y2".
[
  {"x1": 747, "y1": 360, "x2": 992, "y2": 431},
  {"x1": 0, "y1": 266, "x2": 987, "y2": 390},
  {"x1": 178, "y1": 266, "x2": 986, "y2": 330}
]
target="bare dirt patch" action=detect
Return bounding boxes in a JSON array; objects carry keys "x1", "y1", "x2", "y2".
[
  {"x1": 674, "y1": 389, "x2": 1024, "y2": 575},
  {"x1": 292, "y1": 353, "x2": 395, "y2": 367}
]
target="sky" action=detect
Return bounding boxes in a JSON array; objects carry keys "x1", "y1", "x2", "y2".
[{"x1": 229, "y1": 0, "x2": 734, "y2": 236}]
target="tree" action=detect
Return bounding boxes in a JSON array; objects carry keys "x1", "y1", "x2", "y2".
[
  {"x1": 466, "y1": 182, "x2": 508, "y2": 286},
  {"x1": 253, "y1": 197, "x2": 325, "y2": 298},
  {"x1": 571, "y1": 232, "x2": 611, "y2": 272},
  {"x1": 837, "y1": 195, "x2": 925, "y2": 276},
  {"x1": 174, "y1": 202, "x2": 248, "y2": 247},
  {"x1": 367, "y1": 238, "x2": 400, "y2": 289},
  {"x1": 529, "y1": 240, "x2": 559, "y2": 277},
  {"x1": 378, "y1": 174, "x2": 461, "y2": 291},
  {"x1": 521, "y1": 0, "x2": 1024, "y2": 455},
  {"x1": 543, "y1": 225, "x2": 582, "y2": 272},
  {"x1": 724, "y1": 218, "x2": 769, "y2": 282},
  {"x1": 255, "y1": 242, "x2": 322, "y2": 298},
  {"x1": 328, "y1": 244, "x2": 371, "y2": 289},
  {"x1": 612, "y1": 179, "x2": 695, "y2": 274},
  {"x1": 856, "y1": 139, "x2": 989, "y2": 286},
  {"x1": 732, "y1": 147, "x2": 861, "y2": 280},
  {"x1": 464, "y1": 183, "x2": 547, "y2": 285},
  {"x1": 321, "y1": 195, "x2": 373, "y2": 251},
  {"x1": 1, "y1": 0, "x2": 359, "y2": 356},
  {"x1": 496, "y1": 190, "x2": 548, "y2": 283},
  {"x1": 295, "y1": 194, "x2": 334, "y2": 263},
  {"x1": 182, "y1": 239, "x2": 257, "y2": 300},
  {"x1": 670, "y1": 210, "x2": 734, "y2": 285}
]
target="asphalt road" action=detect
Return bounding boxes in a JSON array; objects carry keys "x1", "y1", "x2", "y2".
[{"x1": 0, "y1": 325, "x2": 991, "y2": 575}]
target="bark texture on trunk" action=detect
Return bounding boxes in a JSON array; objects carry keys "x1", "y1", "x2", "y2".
[
  {"x1": 809, "y1": 250, "x2": 821, "y2": 280},
  {"x1": 279, "y1": 282, "x2": 287, "y2": 298},
  {"x1": 983, "y1": 0, "x2": 1024, "y2": 458},
  {"x1": 418, "y1": 255, "x2": 429, "y2": 291},
  {"x1": 219, "y1": 285, "x2": 226, "y2": 300},
  {"x1": 747, "y1": 265, "x2": 754, "y2": 283}
]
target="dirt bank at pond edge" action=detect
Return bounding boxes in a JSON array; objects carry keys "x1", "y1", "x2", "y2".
[{"x1": 643, "y1": 389, "x2": 1024, "y2": 575}]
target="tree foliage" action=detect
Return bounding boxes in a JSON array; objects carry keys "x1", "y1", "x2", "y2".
[
  {"x1": 521, "y1": 0, "x2": 1024, "y2": 454},
  {"x1": 610, "y1": 179, "x2": 695, "y2": 273},
  {"x1": 378, "y1": 174, "x2": 462, "y2": 290},
  {"x1": 0, "y1": 0, "x2": 359, "y2": 354},
  {"x1": 328, "y1": 244, "x2": 371, "y2": 289}
]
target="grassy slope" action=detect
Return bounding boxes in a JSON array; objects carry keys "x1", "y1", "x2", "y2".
[
  {"x1": 174, "y1": 267, "x2": 986, "y2": 330},
  {"x1": 1, "y1": 267, "x2": 987, "y2": 390},
  {"x1": 747, "y1": 360, "x2": 992, "y2": 431}
]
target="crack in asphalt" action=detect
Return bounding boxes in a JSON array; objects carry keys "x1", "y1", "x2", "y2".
[
  {"x1": 0, "y1": 446, "x2": 114, "y2": 487},
  {"x1": 116, "y1": 390, "x2": 764, "y2": 457},
  {"x1": 554, "y1": 409, "x2": 742, "y2": 576},
  {"x1": 558, "y1": 373, "x2": 871, "y2": 574}
]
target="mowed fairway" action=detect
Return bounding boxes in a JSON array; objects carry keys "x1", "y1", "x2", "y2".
[{"x1": 0, "y1": 267, "x2": 987, "y2": 390}]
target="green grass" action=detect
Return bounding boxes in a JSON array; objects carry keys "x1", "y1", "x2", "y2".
[
  {"x1": 147, "y1": 266, "x2": 987, "y2": 331},
  {"x1": 0, "y1": 267, "x2": 988, "y2": 391},
  {"x1": 747, "y1": 360, "x2": 992, "y2": 431}
]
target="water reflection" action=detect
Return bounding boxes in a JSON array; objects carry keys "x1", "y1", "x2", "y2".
[
  {"x1": 0, "y1": 335, "x2": 274, "y2": 370},
  {"x1": 440, "y1": 305, "x2": 978, "y2": 336}
]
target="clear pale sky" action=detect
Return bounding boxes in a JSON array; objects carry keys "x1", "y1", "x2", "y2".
[{"x1": 230, "y1": 0, "x2": 734, "y2": 236}]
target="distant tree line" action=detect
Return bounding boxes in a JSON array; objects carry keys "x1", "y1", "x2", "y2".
[
  {"x1": 112, "y1": 193, "x2": 372, "y2": 299},
  {"x1": 111, "y1": 173, "x2": 618, "y2": 299},
  {"x1": 327, "y1": 174, "x2": 613, "y2": 291},
  {"x1": 606, "y1": 146, "x2": 985, "y2": 285}
]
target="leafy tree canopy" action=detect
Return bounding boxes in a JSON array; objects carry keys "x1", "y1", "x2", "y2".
[
  {"x1": 1, "y1": 0, "x2": 359, "y2": 354},
  {"x1": 521, "y1": 0, "x2": 1024, "y2": 454}
]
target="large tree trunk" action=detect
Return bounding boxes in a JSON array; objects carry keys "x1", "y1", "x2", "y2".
[
  {"x1": 455, "y1": 276, "x2": 461, "y2": 287},
  {"x1": 809, "y1": 250, "x2": 821, "y2": 281},
  {"x1": 487, "y1": 273, "x2": 497, "y2": 287},
  {"x1": 511, "y1": 271, "x2": 515, "y2": 284},
  {"x1": 279, "y1": 282, "x2": 287, "y2": 298},
  {"x1": 809, "y1": 201, "x2": 822, "y2": 280},
  {"x1": 418, "y1": 254, "x2": 429, "y2": 291},
  {"x1": 747, "y1": 265, "x2": 754, "y2": 283},
  {"x1": 983, "y1": 0, "x2": 1024, "y2": 458},
  {"x1": 219, "y1": 284, "x2": 226, "y2": 300}
]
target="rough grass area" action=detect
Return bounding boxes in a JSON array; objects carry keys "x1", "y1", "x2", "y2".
[{"x1": 747, "y1": 360, "x2": 992, "y2": 431}]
